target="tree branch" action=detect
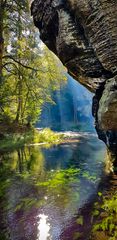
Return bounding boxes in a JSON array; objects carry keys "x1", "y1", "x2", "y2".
[
  {"x1": 3, "y1": 55, "x2": 47, "y2": 73},
  {"x1": 4, "y1": 66, "x2": 17, "y2": 75},
  {"x1": 2, "y1": 61, "x2": 19, "y2": 70}
]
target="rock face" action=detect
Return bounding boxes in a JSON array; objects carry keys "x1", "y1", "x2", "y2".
[{"x1": 31, "y1": 0, "x2": 117, "y2": 154}]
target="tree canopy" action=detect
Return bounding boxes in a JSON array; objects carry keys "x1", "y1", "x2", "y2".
[{"x1": 0, "y1": 0, "x2": 66, "y2": 127}]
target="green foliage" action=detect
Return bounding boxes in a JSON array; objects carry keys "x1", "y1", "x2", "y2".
[
  {"x1": 0, "y1": 128, "x2": 63, "y2": 151},
  {"x1": 34, "y1": 167, "x2": 81, "y2": 209},
  {"x1": 98, "y1": 191, "x2": 102, "y2": 197},
  {"x1": 76, "y1": 216, "x2": 84, "y2": 225},
  {"x1": 0, "y1": 0, "x2": 67, "y2": 126},
  {"x1": 82, "y1": 171, "x2": 97, "y2": 183},
  {"x1": 92, "y1": 192, "x2": 117, "y2": 239},
  {"x1": 32, "y1": 128, "x2": 63, "y2": 144}
]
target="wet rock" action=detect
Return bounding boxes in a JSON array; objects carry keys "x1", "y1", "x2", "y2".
[{"x1": 98, "y1": 77, "x2": 117, "y2": 131}]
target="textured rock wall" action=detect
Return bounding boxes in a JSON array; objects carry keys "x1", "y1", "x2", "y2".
[{"x1": 31, "y1": 0, "x2": 117, "y2": 154}]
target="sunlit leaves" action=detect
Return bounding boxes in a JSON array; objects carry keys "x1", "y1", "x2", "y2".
[{"x1": 1, "y1": 0, "x2": 67, "y2": 125}]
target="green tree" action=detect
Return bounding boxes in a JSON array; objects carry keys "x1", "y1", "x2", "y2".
[
  {"x1": 0, "y1": 0, "x2": 66, "y2": 127},
  {"x1": 0, "y1": 0, "x2": 4, "y2": 82}
]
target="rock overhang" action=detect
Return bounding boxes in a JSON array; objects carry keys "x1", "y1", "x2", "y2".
[{"x1": 31, "y1": 0, "x2": 117, "y2": 154}]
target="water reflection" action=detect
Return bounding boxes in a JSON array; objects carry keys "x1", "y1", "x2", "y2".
[
  {"x1": 37, "y1": 214, "x2": 51, "y2": 240},
  {"x1": 0, "y1": 134, "x2": 106, "y2": 240}
]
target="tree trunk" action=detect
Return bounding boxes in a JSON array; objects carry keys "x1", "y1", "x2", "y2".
[
  {"x1": 15, "y1": 6, "x2": 23, "y2": 124},
  {"x1": 15, "y1": 74, "x2": 23, "y2": 123},
  {"x1": 0, "y1": 0, "x2": 4, "y2": 83}
]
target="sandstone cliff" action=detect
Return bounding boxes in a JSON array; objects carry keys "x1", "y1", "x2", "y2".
[{"x1": 31, "y1": 0, "x2": 117, "y2": 154}]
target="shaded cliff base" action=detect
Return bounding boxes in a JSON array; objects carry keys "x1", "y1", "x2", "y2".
[{"x1": 92, "y1": 78, "x2": 117, "y2": 162}]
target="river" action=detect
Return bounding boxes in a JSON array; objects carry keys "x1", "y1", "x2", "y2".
[{"x1": 0, "y1": 131, "x2": 112, "y2": 240}]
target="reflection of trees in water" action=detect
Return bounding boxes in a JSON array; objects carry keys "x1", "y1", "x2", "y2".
[
  {"x1": 1, "y1": 141, "x2": 113, "y2": 240},
  {"x1": 2, "y1": 146, "x2": 45, "y2": 175},
  {"x1": 0, "y1": 146, "x2": 82, "y2": 240},
  {"x1": 0, "y1": 147, "x2": 46, "y2": 240}
]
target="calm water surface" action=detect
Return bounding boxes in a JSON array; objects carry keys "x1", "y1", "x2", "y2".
[{"x1": 0, "y1": 133, "x2": 106, "y2": 240}]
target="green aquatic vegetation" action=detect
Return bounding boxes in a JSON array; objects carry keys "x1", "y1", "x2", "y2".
[
  {"x1": 82, "y1": 171, "x2": 97, "y2": 182},
  {"x1": 76, "y1": 215, "x2": 84, "y2": 225},
  {"x1": 2, "y1": 168, "x2": 81, "y2": 213},
  {"x1": 92, "y1": 192, "x2": 117, "y2": 239},
  {"x1": 36, "y1": 168, "x2": 80, "y2": 189},
  {"x1": 0, "y1": 147, "x2": 81, "y2": 214},
  {"x1": 14, "y1": 197, "x2": 45, "y2": 212}
]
